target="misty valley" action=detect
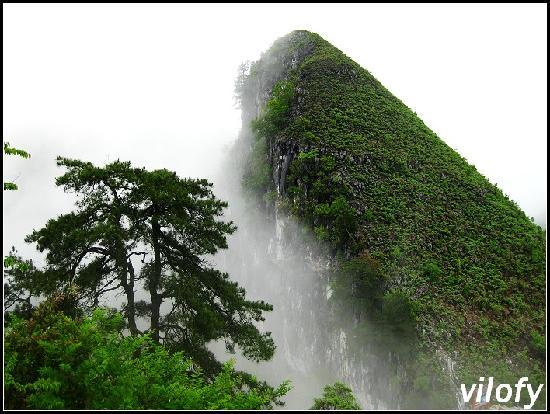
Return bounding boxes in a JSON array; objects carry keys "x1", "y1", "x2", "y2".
[{"x1": 3, "y1": 30, "x2": 546, "y2": 411}]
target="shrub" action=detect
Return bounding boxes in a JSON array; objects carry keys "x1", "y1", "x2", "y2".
[
  {"x1": 4, "y1": 296, "x2": 290, "y2": 410},
  {"x1": 310, "y1": 382, "x2": 361, "y2": 410},
  {"x1": 314, "y1": 195, "x2": 358, "y2": 249},
  {"x1": 422, "y1": 261, "x2": 442, "y2": 281}
]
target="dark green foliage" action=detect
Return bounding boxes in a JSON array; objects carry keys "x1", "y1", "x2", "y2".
[
  {"x1": 3, "y1": 254, "x2": 31, "y2": 272},
  {"x1": 251, "y1": 80, "x2": 295, "y2": 139},
  {"x1": 310, "y1": 382, "x2": 361, "y2": 410},
  {"x1": 400, "y1": 354, "x2": 458, "y2": 410},
  {"x1": 331, "y1": 252, "x2": 387, "y2": 313},
  {"x1": 421, "y1": 261, "x2": 442, "y2": 281},
  {"x1": 3, "y1": 142, "x2": 30, "y2": 158},
  {"x1": 243, "y1": 79, "x2": 295, "y2": 196},
  {"x1": 3, "y1": 248, "x2": 41, "y2": 321},
  {"x1": 3, "y1": 142, "x2": 33, "y2": 305},
  {"x1": 23, "y1": 157, "x2": 275, "y2": 375},
  {"x1": 380, "y1": 290, "x2": 417, "y2": 335},
  {"x1": 4, "y1": 294, "x2": 290, "y2": 410},
  {"x1": 237, "y1": 30, "x2": 546, "y2": 407},
  {"x1": 242, "y1": 133, "x2": 271, "y2": 194},
  {"x1": 529, "y1": 330, "x2": 545, "y2": 360},
  {"x1": 313, "y1": 196, "x2": 358, "y2": 249}
]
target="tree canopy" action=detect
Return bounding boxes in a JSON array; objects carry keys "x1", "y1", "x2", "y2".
[{"x1": 23, "y1": 157, "x2": 275, "y2": 375}]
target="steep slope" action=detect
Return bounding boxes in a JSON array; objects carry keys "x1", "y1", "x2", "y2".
[{"x1": 234, "y1": 30, "x2": 546, "y2": 408}]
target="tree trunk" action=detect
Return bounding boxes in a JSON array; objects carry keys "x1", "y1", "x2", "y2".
[
  {"x1": 125, "y1": 259, "x2": 139, "y2": 335},
  {"x1": 112, "y1": 210, "x2": 138, "y2": 336},
  {"x1": 150, "y1": 214, "x2": 163, "y2": 343}
]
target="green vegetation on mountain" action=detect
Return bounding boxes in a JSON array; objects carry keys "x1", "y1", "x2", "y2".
[{"x1": 236, "y1": 30, "x2": 546, "y2": 408}]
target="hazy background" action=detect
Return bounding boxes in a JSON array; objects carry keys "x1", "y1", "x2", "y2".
[{"x1": 4, "y1": 3, "x2": 547, "y2": 260}]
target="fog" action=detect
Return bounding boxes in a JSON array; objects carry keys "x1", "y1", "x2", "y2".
[
  {"x1": 2, "y1": 4, "x2": 547, "y2": 409},
  {"x1": 208, "y1": 146, "x2": 344, "y2": 408}
]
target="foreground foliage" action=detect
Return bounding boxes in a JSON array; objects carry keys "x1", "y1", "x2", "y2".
[
  {"x1": 4, "y1": 294, "x2": 290, "y2": 410},
  {"x1": 310, "y1": 382, "x2": 361, "y2": 410}
]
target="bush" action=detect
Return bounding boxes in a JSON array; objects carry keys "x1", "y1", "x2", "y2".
[
  {"x1": 4, "y1": 296, "x2": 290, "y2": 410},
  {"x1": 314, "y1": 195, "x2": 358, "y2": 249},
  {"x1": 251, "y1": 80, "x2": 295, "y2": 139},
  {"x1": 242, "y1": 135, "x2": 272, "y2": 194},
  {"x1": 244, "y1": 79, "x2": 295, "y2": 196},
  {"x1": 310, "y1": 382, "x2": 361, "y2": 410},
  {"x1": 422, "y1": 261, "x2": 442, "y2": 281}
]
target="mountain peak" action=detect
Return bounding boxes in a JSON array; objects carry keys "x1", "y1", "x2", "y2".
[{"x1": 235, "y1": 31, "x2": 546, "y2": 409}]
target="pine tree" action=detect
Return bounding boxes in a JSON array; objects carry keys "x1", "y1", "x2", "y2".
[{"x1": 25, "y1": 157, "x2": 275, "y2": 374}]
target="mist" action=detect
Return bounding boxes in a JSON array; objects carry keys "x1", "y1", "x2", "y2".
[
  {"x1": 4, "y1": 5, "x2": 546, "y2": 261},
  {"x1": 3, "y1": 4, "x2": 547, "y2": 410},
  {"x1": 206, "y1": 132, "x2": 416, "y2": 409}
]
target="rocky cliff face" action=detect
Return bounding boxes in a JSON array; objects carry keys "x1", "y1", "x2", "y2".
[
  {"x1": 214, "y1": 155, "x2": 411, "y2": 409},
  {"x1": 216, "y1": 30, "x2": 545, "y2": 409},
  {"x1": 213, "y1": 32, "x2": 455, "y2": 409}
]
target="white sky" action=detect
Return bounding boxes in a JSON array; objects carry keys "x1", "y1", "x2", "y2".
[{"x1": 3, "y1": 4, "x2": 547, "y2": 261}]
